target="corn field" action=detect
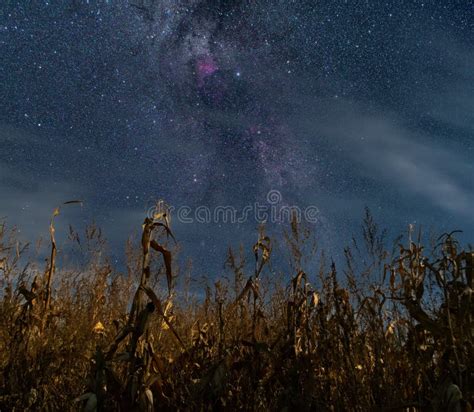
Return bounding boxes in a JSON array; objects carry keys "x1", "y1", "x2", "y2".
[{"x1": 0, "y1": 204, "x2": 472, "y2": 411}]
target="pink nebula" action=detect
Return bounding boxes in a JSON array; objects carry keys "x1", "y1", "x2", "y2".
[{"x1": 195, "y1": 55, "x2": 218, "y2": 87}]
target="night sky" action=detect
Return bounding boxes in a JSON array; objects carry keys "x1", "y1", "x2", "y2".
[{"x1": 1, "y1": 1, "x2": 473, "y2": 274}]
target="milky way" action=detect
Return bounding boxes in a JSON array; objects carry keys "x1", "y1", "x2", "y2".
[
  {"x1": 1, "y1": 1, "x2": 473, "y2": 273},
  {"x1": 143, "y1": 1, "x2": 317, "y2": 201}
]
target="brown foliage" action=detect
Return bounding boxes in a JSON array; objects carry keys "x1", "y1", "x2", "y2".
[{"x1": 0, "y1": 208, "x2": 472, "y2": 411}]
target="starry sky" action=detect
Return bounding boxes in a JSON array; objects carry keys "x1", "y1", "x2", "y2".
[{"x1": 1, "y1": 1, "x2": 473, "y2": 274}]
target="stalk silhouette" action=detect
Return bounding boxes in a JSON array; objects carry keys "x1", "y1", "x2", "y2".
[{"x1": 0, "y1": 206, "x2": 472, "y2": 411}]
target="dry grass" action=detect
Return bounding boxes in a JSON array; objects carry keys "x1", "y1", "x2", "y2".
[{"x1": 0, "y1": 205, "x2": 472, "y2": 411}]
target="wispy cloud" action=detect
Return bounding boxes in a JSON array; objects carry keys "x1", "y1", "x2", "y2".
[{"x1": 315, "y1": 105, "x2": 474, "y2": 219}]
